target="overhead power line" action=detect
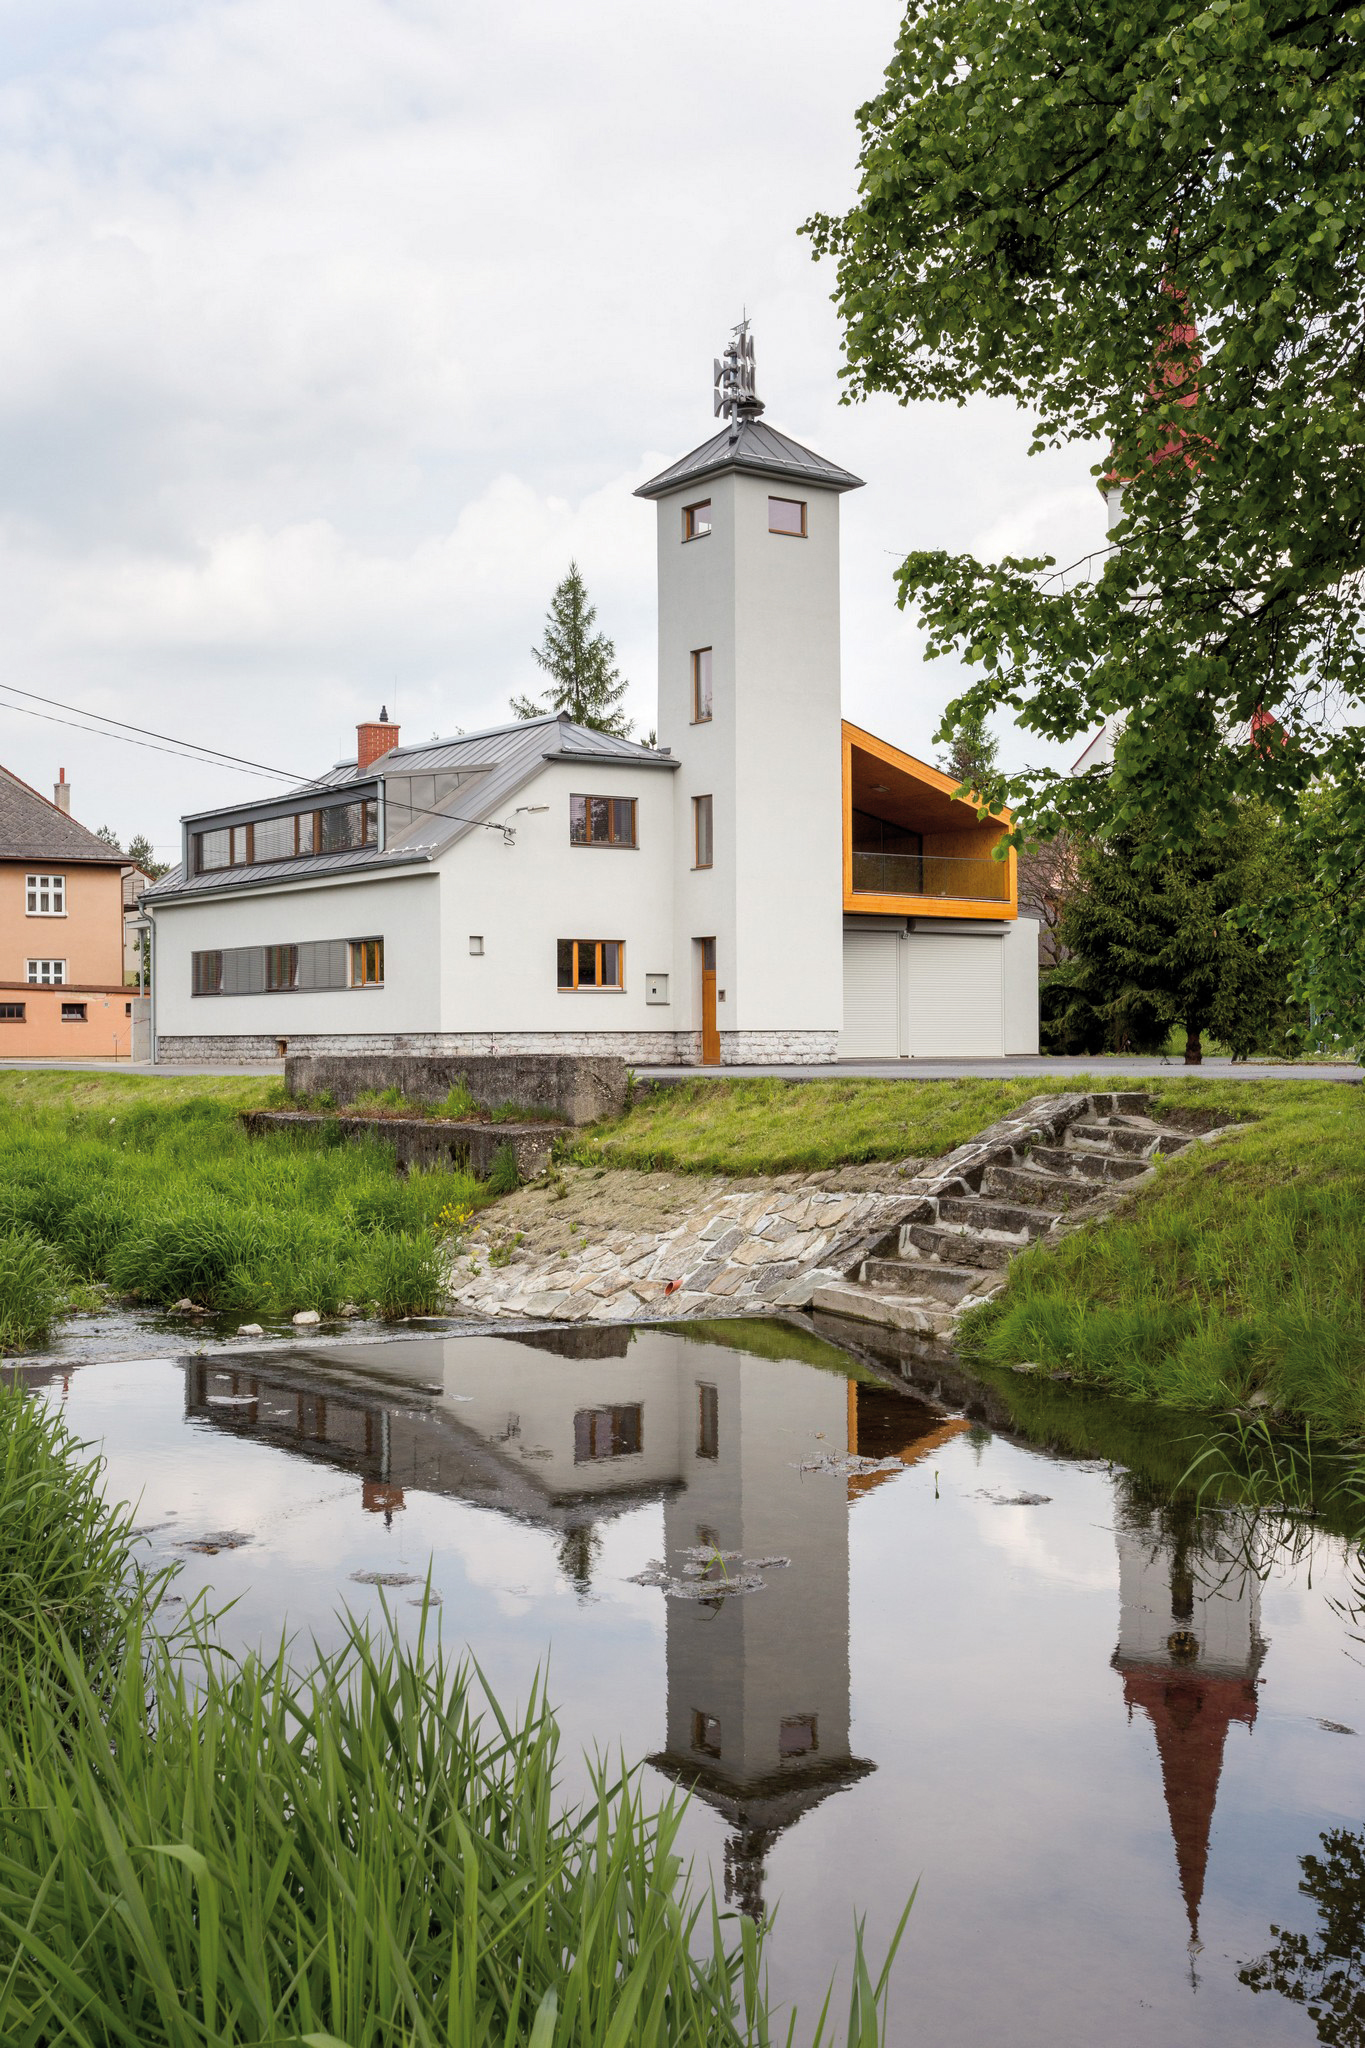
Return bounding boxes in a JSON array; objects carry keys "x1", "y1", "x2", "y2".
[{"x1": 0, "y1": 681, "x2": 307, "y2": 780}]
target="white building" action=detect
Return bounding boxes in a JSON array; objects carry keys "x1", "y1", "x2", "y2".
[{"x1": 143, "y1": 337, "x2": 1039, "y2": 1065}]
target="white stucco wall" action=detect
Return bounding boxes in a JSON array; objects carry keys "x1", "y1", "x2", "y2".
[
  {"x1": 654, "y1": 468, "x2": 845, "y2": 1052},
  {"x1": 151, "y1": 869, "x2": 441, "y2": 1046}
]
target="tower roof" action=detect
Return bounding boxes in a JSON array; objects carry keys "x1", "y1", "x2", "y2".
[
  {"x1": 1119, "y1": 1667, "x2": 1259, "y2": 1943},
  {"x1": 635, "y1": 417, "x2": 864, "y2": 500}
]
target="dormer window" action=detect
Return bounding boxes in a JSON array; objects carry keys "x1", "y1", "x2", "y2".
[
  {"x1": 768, "y1": 496, "x2": 807, "y2": 537},
  {"x1": 682, "y1": 500, "x2": 712, "y2": 541}
]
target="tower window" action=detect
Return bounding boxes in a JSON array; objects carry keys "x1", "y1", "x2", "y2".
[
  {"x1": 569, "y1": 795, "x2": 637, "y2": 847},
  {"x1": 682, "y1": 500, "x2": 712, "y2": 541},
  {"x1": 693, "y1": 795, "x2": 713, "y2": 870},
  {"x1": 691, "y1": 1711, "x2": 722, "y2": 1758},
  {"x1": 779, "y1": 1715, "x2": 818, "y2": 1757},
  {"x1": 692, "y1": 648, "x2": 713, "y2": 723},
  {"x1": 768, "y1": 496, "x2": 806, "y2": 537}
]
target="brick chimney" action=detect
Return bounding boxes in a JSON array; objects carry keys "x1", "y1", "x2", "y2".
[
  {"x1": 53, "y1": 767, "x2": 71, "y2": 814},
  {"x1": 356, "y1": 706, "x2": 399, "y2": 775}
]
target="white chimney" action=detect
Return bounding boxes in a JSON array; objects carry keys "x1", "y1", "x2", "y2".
[{"x1": 54, "y1": 767, "x2": 71, "y2": 814}]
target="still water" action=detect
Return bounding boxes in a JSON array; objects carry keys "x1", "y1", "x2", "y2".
[{"x1": 26, "y1": 1321, "x2": 1365, "y2": 2046}]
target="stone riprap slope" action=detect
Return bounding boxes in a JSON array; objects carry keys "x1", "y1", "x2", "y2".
[
  {"x1": 445, "y1": 1091, "x2": 1243, "y2": 1334},
  {"x1": 445, "y1": 1158, "x2": 921, "y2": 1325}
]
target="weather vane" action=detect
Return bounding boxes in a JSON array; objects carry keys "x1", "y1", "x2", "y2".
[{"x1": 713, "y1": 316, "x2": 763, "y2": 436}]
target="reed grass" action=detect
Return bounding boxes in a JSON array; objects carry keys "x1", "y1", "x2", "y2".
[
  {"x1": 0, "y1": 1088, "x2": 482, "y2": 1347},
  {"x1": 0, "y1": 1385, "x2": 907, "y2": 2047}
]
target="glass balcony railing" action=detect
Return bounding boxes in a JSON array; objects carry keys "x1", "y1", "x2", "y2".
[{"x1": 850, "y1": 851, "x2": 1011, "y2": 902}]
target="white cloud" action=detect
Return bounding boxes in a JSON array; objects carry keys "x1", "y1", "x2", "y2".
[{"x1": 0, "y1": 0, "x2": 1099, "y2": 853}]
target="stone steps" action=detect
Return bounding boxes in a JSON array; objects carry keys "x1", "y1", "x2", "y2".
[{"x1": 811, "y1": 1088, "x2": 1234, "y2": 1341}]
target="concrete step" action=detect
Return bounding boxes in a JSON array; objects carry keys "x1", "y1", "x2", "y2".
[
  {"x1": 1069, "y1": 1121, "x2": 1194, "y2": 1158},
  {"x1": 982, "y1": 1163, "x2": 1103, "y2": 1211},
  {"x1": 900, "y1": 1222, "x2": 1017, "y2": 1270},
  {"x1": 1028, "y1": 1145, "x2": 1149, "y2": 1184},
  {"x1": 810, "y1": 1281, "x2": 942, "y2": 1334},
  {"x1": 861, "y1": 1256, "x2": 991, "y2": 1305},
  {"x1": 937, "y1": 1196, "x2": 1059, "y2": 1236}
]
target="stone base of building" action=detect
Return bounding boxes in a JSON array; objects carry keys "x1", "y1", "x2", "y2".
[{"x1": 155, "y1": 1027, "x2": 839, "y2": 1068}]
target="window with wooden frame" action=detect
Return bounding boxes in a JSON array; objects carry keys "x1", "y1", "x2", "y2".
[
  {"x1": 25, "y1": 874, "x2": 66, "y2": 916},
  {"x1": 26, "y1": 959, "x2": 66, "y2": 986},
  {"x1": 779, "y1": 1715, "x2": 818, "y2": 1757},
  {"x1": 0, "y1": 1002, "x2": 26, "y2": 1022},
  {"x1": 768, "y1": 496, "x2": 806, "y2": 536},
  {"x1": 697, "y1": 1383, "x2": 719, "y2": 1460},
  {"x1": 556, "y1": 939, "x2": 624, "y2": 991},
  {"x1": 265, "y1": 944, "x2": 298, "y2": 992},
  {"x1": 692, "y1": 647, "x2": 713, "y2": 723},
  {"x1": 682, "y1": 499, "x2": 712, "y2": 541},
  {"x1": 60, "y1": 1002, "x2": 87, "y2": 1023},
  {"x1": 569, "y1": 795, "x2": 637, "y2": 847},
  {"x1": 693, "y1": 795, "x2": 713, "y2": 869},
  {"x1": 691, "y1": 1711, "x2": 722, "y2": 1758},
  {"x1": 350, "y1": 937, "x2": 384, "y2": 987},
  {"x1": 192, "y1": 800, "x2": 376, "y2": 875},
  {"x1": 573, "y1": 1404, "x2": 643, "y2": 1462}
]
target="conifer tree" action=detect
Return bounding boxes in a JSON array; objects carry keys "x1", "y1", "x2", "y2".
[
  {"x1": 938, "y1": 703, "x2": 998, "y2": 794},
  {"x1": 512, "y1": 564, "x2": 633, "y2": 737}
]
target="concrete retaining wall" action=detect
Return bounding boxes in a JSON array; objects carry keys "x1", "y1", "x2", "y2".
[
  {"x1": 284, "y1": 1051, "x2": 628, "y2": 1126},
  {"x1": 241, "y1": 1110, "x2": 565, "y2": 1181}
]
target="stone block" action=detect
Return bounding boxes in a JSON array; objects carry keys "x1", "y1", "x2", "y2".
[{"x1": 285, "y1": 1051, "x2": 626, "y2": 1126}]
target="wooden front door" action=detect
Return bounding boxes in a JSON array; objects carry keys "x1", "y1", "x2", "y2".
[{"x1": 700, "y1": 938, "x2": 719, "y2": 1065}]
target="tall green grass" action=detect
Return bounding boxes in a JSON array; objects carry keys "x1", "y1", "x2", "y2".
[
  {"x1": 0, "y1": 1385, "x2": 906, "y2": 2046},
  {"x1": 0, "y1": 1089, "x2": 479, "y2": 1348},
  {"x1": 959, "y1": 1079, "x2": 1365, "y2": 1436}
]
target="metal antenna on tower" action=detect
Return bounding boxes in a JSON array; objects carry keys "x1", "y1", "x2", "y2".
[{"x1": 713, "y1": 316, "x2": 764, "y2": 439}]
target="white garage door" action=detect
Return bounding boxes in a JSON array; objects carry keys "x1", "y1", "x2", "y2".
[
  {"x1": 907, "y1": 934, "x2": 1003, "y2": 1057},
  {"x1": 840, "y1": 930, "x2": 900, "y2": 1057}
]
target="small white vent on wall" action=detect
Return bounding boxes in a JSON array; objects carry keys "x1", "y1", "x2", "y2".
[{"x1": 469, "y1": 936, "x2": 484, "y2": 955}]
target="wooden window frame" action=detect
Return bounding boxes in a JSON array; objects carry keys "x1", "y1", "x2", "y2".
[
  {"x1": 556, "y1": 939, "x2": 625, "y2": 992},
  {"x1": 682, "y1": 499, "x2": 712, "y2": 542},
  {"x1": 767, "y1": 495, "x2": 807, "y2": 537},
  {"x1": 693, "y1": 794, "x2": 713, "y2": 870},
  {"x1": 25, "y1": 873, "x2": 66, "y2": 917},
  {"x1": 192, "y1": 800, "x2": 375, "y2": 875},
  {"x1": 350, "y1": 937, "x2": 385, "y2": 988},
  {"x1": 569, "y1": 795, "x2": 638, "y2": 848},
  {"x1": 60, "y1": 1002, "x2": 87, "y2": 1023},
  {"x1": 0, "y1": 1002, "x2": 26, "y2": 1022},
  {"x1": 691, "y1": 647, "x2": 713, "y2": 724}
]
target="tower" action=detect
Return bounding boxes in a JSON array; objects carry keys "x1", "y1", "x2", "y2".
[{"x1": 635, "y1": 325, "x2": 863, "y2": 1064}]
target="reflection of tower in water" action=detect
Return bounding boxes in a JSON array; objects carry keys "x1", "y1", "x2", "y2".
[
  {"x1": 650, "y1": 1364, "x2": 966, "y2": 1919},
  {"x1": 1112, "y1": 1496, "x2": 1265, "y2": 1967}
]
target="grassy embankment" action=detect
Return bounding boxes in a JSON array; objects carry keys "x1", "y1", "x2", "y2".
[
  {"x1": 0, "y1": 1381, "x2": 903, "y2": 2046},
  {"x1": 0, "y1": 1072, "x2": 488, "y2": 1351}
]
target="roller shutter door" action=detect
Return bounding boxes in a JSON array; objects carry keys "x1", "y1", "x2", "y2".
[
  {"x1": 906, "y1": 934, "x2": 1003, "y2": 1057},
  {"x1": 840, "y1": 931, "x2": 900, "y2": 1057}
]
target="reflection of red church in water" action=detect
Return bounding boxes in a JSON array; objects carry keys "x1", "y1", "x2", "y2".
[{"x1": 1113, "y1": 1508, "x2": 1265, "y2": 1959}]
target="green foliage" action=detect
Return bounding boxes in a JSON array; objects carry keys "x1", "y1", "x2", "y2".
[
  {"x1": 958, "y1": 1080, "x2": 1365, "y2": 1435},
  {"x1": 487, "y1": 1141, "x2": 522, "y2": 1195},
  {"x1": 806, "y1": 0, "x2": 1365, "y2": 1018},
  {"x1": 0, "y1": 1228, "x2": 72, "y2": 1351},
  {"x1": 0, "y1": 1399, "x2": 906, "y2": 2048},
  {"x1": 582, "y1": 1075, "x2": 1123, "y2": 1175},
  {"x1": 512, "y1": 560, "x2": 634, "y2": 737},
  {"x1": 1043, "y1": 806, "x2": 1295, "y2": 1059},
  {"x1": 0, "y1": 1384, "x2": 142, "y2": 1714},
  {"x1": 440, "y1": 1078, "x2": 478, "y2": 1119},
  {"x1": 0, "y1": 1087, "x2": 482, "y2": 1343},
  {"x1": 126, "y1": 832, "x2": 171, "y2": 881},
  {"x1": 937, "y1": 699, "x2": 998, "y2": 795}
]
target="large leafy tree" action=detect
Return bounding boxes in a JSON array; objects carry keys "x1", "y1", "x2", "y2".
[
  {"x1": 805, "y1": 0, "x2": 1365, "y2": 1016},
  {"x1": 1240, "y1": 1826, "x2": 1365, "y2": 2046},
  {"x1": 512, "y1": 563, "x2": 633, "y2": 738}
]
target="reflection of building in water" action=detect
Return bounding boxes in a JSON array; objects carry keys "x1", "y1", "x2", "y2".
[
  {"x1": 648, "y1": 1365, "x2": 966, "y2": 1918},
  {"x1": 187, "y1": 1331, "x2": 956, "y2": 1917},
  {"x1": 1113, "y1": 1501, "x2": 1265, "y2": 1957}
]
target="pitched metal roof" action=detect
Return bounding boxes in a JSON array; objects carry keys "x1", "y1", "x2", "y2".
[
  {"x1": 635, "y1": 418, "x2": 864, "y2": 500},
  {"x1": 0, "y1": 764, "x2": 128, "y2": 866},
  {"x1": 143, "y1": 716, "x2": 678, "y2": 907}
]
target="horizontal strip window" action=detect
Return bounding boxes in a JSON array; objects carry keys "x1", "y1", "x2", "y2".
[
  {"x1": 0, "y1": 1002, "x2": 25, "y2": 1022},
  {"x1": 193, "y1": 800, "x2": 376, "y2": 875},
  {"x1": 569, "y1": 795, "x2": 637, "y2": 847},
  {"x1": 25, "y1": 873, "x2": 66, "y2": 916},
  {"x1": 192, "y1": 936, "x2": 381, "y2": 996},
  {"x1": 26, "y1": 960, "x2": 66, "y2": 986},
  {"x1": 556, "y1": 939, "x2": 624, "y2": 991}
]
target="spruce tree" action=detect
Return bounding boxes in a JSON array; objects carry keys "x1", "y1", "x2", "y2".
[
  {"x1": 938, "y1": 704, "x2": 998, "y2": 794},
  {"x1": 512, "y1": 564, "x2": 633, "y2": 738}
]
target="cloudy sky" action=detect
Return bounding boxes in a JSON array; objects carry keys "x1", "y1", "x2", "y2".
[{"x1": 0, "y1": 0, "x2": 1101, "y2": 860}]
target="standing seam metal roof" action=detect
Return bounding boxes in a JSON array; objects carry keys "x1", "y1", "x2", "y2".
[{"x1": 635, "y1": 418, "x2": 864, "y2": 499}]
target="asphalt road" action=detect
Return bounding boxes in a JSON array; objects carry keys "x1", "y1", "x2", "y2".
[{"x1": 0, "y1": 1055, "x2": 1357, "y2": 1084}]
